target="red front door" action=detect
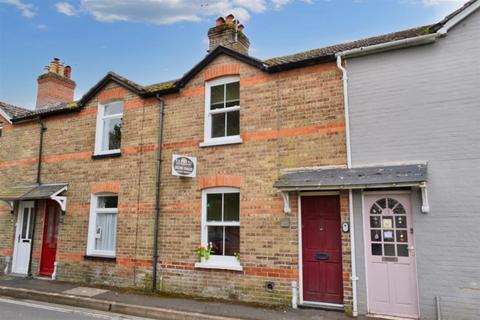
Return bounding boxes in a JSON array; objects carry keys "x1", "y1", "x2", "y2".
[
  {"x1": 301, "y1": 195, "x2": 343, "y2": 304},
  {"x1": 39, "y1": 200, "x2": 60, "y2": 276}
]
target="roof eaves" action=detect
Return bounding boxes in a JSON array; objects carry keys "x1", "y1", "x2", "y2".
[
  {"x1": 265, "y1": 54, "x2": 336, "y2": 72},
  {"x1": 11, "y1": 103, "x2": 81, "y2": 123},
  {"x1": 0, "y1": 108, "x2": 13, "y2": 124}
]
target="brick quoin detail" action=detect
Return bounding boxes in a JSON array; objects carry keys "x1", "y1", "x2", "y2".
[
  {"x1": 90, "y1": 181, "x2": 120, "y2": 194},
  {"x1": 204, "y1": 64, "x2": 241, "y2": 81},
  {"x1": 199, "y1": 175, "x2": 242, "y2": 189}
]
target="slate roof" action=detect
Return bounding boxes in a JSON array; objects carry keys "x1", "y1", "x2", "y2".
[
  {"x1": 274, "y1": 164, "x2": 427, "y2": 189},
  {"x1": 263, "y1": 26, "x2": 433, "y2": 66},
  {"x1": 0, "y1": 101, "x2": 31, "y2": 119},
  {"x1": 1, "y1": 0, "x2": 476, "y2": 123},
  {"x1": 0, "y1": 183, "x2": 68, "y2": 201}
]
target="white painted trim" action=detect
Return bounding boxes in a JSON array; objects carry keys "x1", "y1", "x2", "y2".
[
  {"x1": 195, "y1": 260, "x2": 243, "y2": 271},
  {"x1": 361, "y1": 190, "x2": 371, "y2": 314},
  {"x1": 419, "y1": 182, "x2": 430, "y2": 213},
  {"x1": 337, "y1": 34, "x2": 437, "y2": 59},
  {"x1": 202, "y1": 76, "x2": 241, "y2": 146},
  {"x1": 281, "y1": 191, "x2": 291, "y2": 214},
  {"x1": 278, "y1": 182, "x2": 421, "y2": 192},
  {"x1": 86, "y1": 193, "x2": 118, "y2": 258},
  {"x1": 94, "y1": 101, "x2": 123, "y2": 156},
  {"x1": 200, "y1": 187, "x2": 240, "y2": 265},
  {"x1": 437, "y1": 0, "x2": 480, "y2": 35},
  {"x1": 199, "y1": 136, "x2": 243, "y2": 147},
  {"x1": 50, "y1": 186, "x2": 68, "y2": 212},
  {"x1": 0, "y1": 109, "x2": 13, "y2": 124},
  {"x1": 301, "y1": 191, "x2": 339, "y2": 196},
  {"x1": 363, "y1": 190, "x2": 411, "y2": 195}
]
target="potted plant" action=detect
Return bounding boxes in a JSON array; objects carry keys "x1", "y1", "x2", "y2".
[{"x1": 197, "y1": 242, "x2": 214, "y2": 263}]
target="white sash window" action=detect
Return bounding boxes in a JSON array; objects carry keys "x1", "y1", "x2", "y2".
[{"x1": 87, "y1": 194, "x2": 118, "y2": 257}]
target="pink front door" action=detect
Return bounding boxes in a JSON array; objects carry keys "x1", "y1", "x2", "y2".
[{"x1": 364, "y1": 193, "x2": 419, "y2": 318}]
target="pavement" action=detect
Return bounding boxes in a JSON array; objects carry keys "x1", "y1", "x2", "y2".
[{"x1": 0, "y1": 276, "x2": 370, "y2": 320}]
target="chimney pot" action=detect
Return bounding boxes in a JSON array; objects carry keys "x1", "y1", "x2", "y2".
[
  {"x1": 216, "y1": 17, "x2": 225, "y2": 26},
  {"x1": 207, "y1": 15, "x2": 249, "y2": 55},
  {"x1": 64, "y1": 65, "x2": 72, "y2": 79},
  {"x1": 226, "y1": 14, "x2": 234, "y2": 24}
]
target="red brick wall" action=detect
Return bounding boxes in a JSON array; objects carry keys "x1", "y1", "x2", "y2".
[
  {"x1": 36, "y1": 73, "x2": 76, "y2": 107},
  {"x1": 155, "y1": 54, "x2": 348, "y2": 306},
  {"x1": 0, "y1": 53, "x2": 351, "y2": 308}
]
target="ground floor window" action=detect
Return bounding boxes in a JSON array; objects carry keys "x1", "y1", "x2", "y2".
[
  {"x1": 201, "y1": 187, "x2": 240, "y2": 268},
  {"x1": 87, "y1": 193, "x2": 118, "y2": 257}
]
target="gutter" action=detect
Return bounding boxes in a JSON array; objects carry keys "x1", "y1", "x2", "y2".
[
  {"x1": 336, "y1": 55, "x2": 358, "y2": 317},
  {"x1": 337, "y1": 33, "x2": 438, "y2": 59},
  {"x1": 152, "y1": 95, "x2": 165, "y2": 292}
]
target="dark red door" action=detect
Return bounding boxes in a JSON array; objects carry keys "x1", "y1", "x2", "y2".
[
  {"x1": 301, "y1": 195, "x2": 343, "y2": 304},
  {"x1": 39, "y1": 200, "x2": 60, "y2": 276}
]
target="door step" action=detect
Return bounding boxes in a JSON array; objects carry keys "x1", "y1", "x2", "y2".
[
  {"x1": 300, "y1": 301, "x2": 344, "y2": 311},
  {"x1": 367, "y1": 313, "x2": 418, "y2": 320}
]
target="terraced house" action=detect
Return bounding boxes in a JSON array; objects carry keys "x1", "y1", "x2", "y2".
[
  {"x1": 0, "y1": 14, "x2": 353, "y2": 312},
  {"x1": 0, "y1": 2, "x2": 479, "y2": 319}
]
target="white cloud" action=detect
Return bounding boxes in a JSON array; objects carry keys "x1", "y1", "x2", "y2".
[
  {"x1": 421, "y1": 0, "x2": 468, "y2": 6},
  {"x1": 55, "y1": 2, "x2": 78, "y2": 16},
  {"x1": 271, "y1": 0, "x2": 291, "y2": 9},
  {"x1": 75, "y1": 0, "x2": 296, "y2": 25},
  {"x1": 0, "y1": 0, "x2": 36, "y2": 18},
  {"x1": 35, "y1": 23, "x2": 47, "y2": 29}
]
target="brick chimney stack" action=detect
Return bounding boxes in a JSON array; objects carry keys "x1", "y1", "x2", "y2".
[
  {"x1": 208, "y1": 14, "x2": 250, "y2": 55},
  {"x1": 36, "y1": 58, "x2": 76, "y2": 109}
]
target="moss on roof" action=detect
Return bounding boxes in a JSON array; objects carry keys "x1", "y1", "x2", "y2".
[{"x1": 143, "y1": 80, "x2": 178, "y2": 93}]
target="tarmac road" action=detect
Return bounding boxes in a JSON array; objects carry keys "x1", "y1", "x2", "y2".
[{"x1": 0, "y1": 297, "x2": 151, "y2": 320}]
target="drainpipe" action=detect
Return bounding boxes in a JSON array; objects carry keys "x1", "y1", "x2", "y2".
[
  {"x1": 36, "y1": 119, "x2": 46, "y2": 184},
  {"x1": 152, "y1": 95, "x2": 165, "y2": 292},
  {"x1": 28, "y1": 119, "x2": 46, "y2": 277},
  {"x1": 336, "y1": 55, "x2": 358, "y2": 317}
]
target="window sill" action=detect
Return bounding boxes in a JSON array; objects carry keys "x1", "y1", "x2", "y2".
[
  {"x1": 92, "y1": 152, "x2": 121, "y2": 160},
  {"x1": 84, "y1": 255, "x2": 116, "y2": 262},
  {"x1": 194, "y1": 261, "x2": 243, "y2": 271},
  {"x1": 199, "y1": 136, "x2": 243, "y2": 148}
]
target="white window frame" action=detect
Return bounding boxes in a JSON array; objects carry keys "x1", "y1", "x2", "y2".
[
  {"x1": 200, "y1": 76, "x2": 243, "y2": 147},
  {"x1": 87, "y1": 193, "x2": 118, "y2": 258},
  {"x1": 94, "y1": 101, "x2": 123, "y2": 156},
  {"x1": 0, "y1": 123, "x2": 3, "y2": 138},
  {"x1": 195, "y1": 187, "x2": 242, "y2": 271}
]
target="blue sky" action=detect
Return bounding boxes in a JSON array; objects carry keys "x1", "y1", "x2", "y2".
[{"x1": 0, "y1": 0, "x2": 468, "y2": 109}]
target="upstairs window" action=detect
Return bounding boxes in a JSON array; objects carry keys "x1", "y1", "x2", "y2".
[
  {"x1": 87, "y1": 194, "x2": 118, "y2": 257},
  {"x1": 201, "y1": 76, "x2": 242, "y2": 147},
  {"x1": 95, "y1": 101, "x2": 123, "y2": 155},
  {"x1": 0, "y1": 123, "x2": 3, "y2": 138}
]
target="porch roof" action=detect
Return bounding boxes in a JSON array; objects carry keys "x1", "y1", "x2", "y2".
[
  {"x1": 0, "y1": 183, "x2": 68, "y2": 201},
  {"x1": 273, "y1": 164, "x2": 427, "y2": 190}
]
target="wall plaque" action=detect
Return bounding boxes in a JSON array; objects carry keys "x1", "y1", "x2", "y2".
[{"x1": 172, "y1": 154, "x2": 197, "y2": 178}]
